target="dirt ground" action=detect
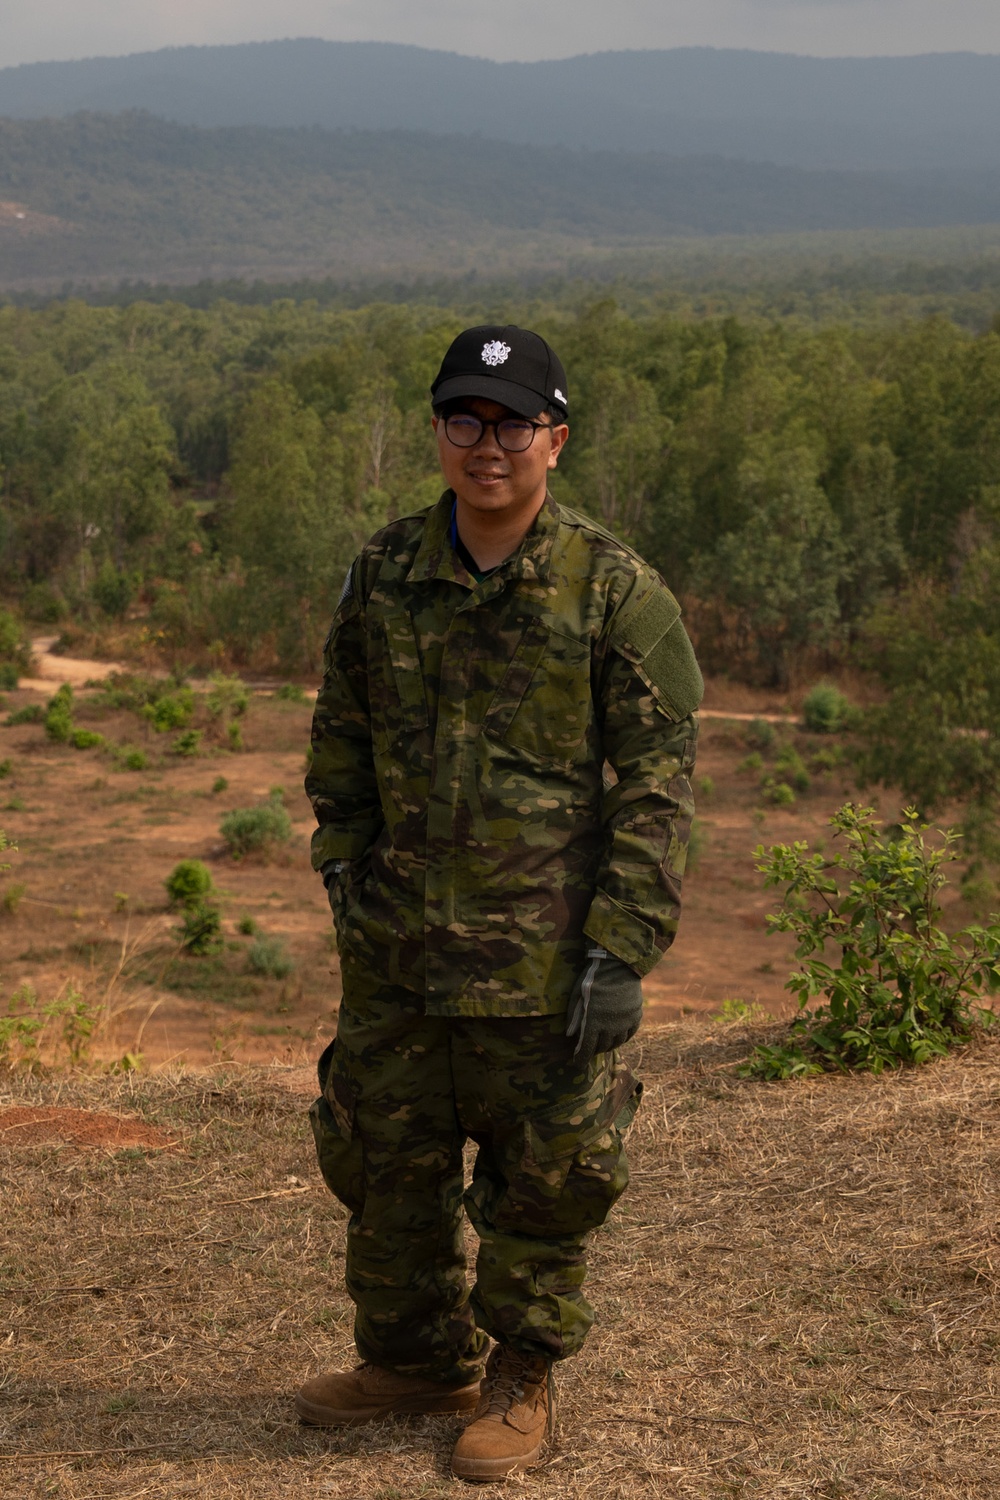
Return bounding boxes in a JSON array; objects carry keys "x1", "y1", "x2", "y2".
[
  {"x1": 0, "y1": 663, "x2": 908, "y2": 1071},
  {"x1": 1, "y1": 1032, "x2": 997, "y2": 1498}
]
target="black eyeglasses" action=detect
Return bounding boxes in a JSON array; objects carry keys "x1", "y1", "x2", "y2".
[{"x1": 442, "y1": 413, "x2": 553, "y2": 453}]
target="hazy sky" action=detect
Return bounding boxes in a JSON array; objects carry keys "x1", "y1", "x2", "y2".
[{"x1": 2, "y1": 0, "x2": 999, "y2": 69}]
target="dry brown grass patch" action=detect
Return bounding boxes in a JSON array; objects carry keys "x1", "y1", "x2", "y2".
[{"x1": 1, "y1": 1024, "x2": 998, "y2": 1497}]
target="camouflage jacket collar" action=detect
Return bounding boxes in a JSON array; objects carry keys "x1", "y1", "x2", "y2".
[{"x1": 406, "y1": 491, "x2": 558, "y2": 590}]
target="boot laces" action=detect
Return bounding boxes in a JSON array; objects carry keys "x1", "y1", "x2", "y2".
[{"x1": 482, "y1": 1346, "x2": 550, "y2": 1422}]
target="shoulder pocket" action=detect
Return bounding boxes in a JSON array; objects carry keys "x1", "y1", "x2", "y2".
[{"x1": 610, "y1": 588, "x2": 703, "y2": 721}]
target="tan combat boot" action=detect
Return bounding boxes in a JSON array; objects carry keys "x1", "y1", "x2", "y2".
[
  {"x1": 450, "y1": 1344, "x2": 553, "y2": 1482},
  {"x1": 296, "y1": 1362, "x2": 483, "y2": 1426}
]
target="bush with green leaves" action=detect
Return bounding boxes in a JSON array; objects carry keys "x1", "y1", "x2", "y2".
[
  {"x1": 220, "y1": 798, "x2": 293, "y2": 860},
  {"x1": 180, "y1": 900, "x2": 223, "y2": 956},
  {"x1": 43, "y1": 684, "x2": 75, "y2": 743},
  {"x1": 276, "y1": 682, "x2": 308, "y2": 704},
  {"x1": 761, "y1": 778, "x2": 796, "y2": 808},
  {"x1": 113, "y1": 745, "x2": 149, "y2": 772},
  {"x1": 71, "y1": 728, "x2": 105, "y2": 750},
  {"x1": 802, "y1": 683, "x2": 850, "y2": 734},
  {"x1": 6, "y1": 704, "x2": 43, "y2": 726},
  {"x1": 0, "y1": 609, "x2": 31, "y2": 685},
  {"x1": 745, "y1": 717, "x2": 776, "y2": 752},
  {"x1": 0, "y1": 664, "x2": 18, "y2": 692},
  {"x1": 775, "y1": 743, "x2": 811, "y2": 794},
  {"x1": 143, "y1": 689, "x2": 194, "y2": 733},
  {"x1": 206, "y1": 672, "x2": 250, "y2": 722},
  {"x1": 171, "y1": 729, "x2": 202, "y2": 757},
  {"x1": 165, "y1": 859, "x2": 214, "y2": 908},
  {"x1": 246, "y1": 935, "x2": 294, "y2": 978},
  {"x1": 745, "y1": 804, "x2": 1000, "y2": 1079}
]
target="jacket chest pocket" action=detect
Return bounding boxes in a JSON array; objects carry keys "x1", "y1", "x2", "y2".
[
  {"x1": 369, "y1": 601, "x2": 429, "y2": 749},
  {"x1": 482, "y1": 622, "x2": 593, "y2": 765}
]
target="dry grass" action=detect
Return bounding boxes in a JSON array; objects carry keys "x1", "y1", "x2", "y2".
[{"x1": 2, "y1": 1023, "x2": 998, "y2": 1498}]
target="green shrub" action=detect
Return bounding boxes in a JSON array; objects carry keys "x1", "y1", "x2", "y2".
[
  {"x1": 737, "y1": 752, "x2": 764, "y2": 774},
  {"x1": 171, "y1": 729, "x2": 202, "y2": 757},
  {"x1": 809, "y1": 745, "x2": 846, "y2": 774},
  {"x1": 775, "y1": 744, "x2": 811, "y2": 794},
  {"x1": 92, "y1": 560, "x2": 133, "y2": 619},
  {"x1": 745, "y1": 718, "x2": 776, "y2": 751},
  {"x1": 762, "y1": 779, "x2": 796, "y2": 808},
  {"x1": 0, "y1": 664, "x2": 19, "y2": 691},
  {"x1": 237, "y1": 913, "x2": 259, "y2": 936},
  {"x1": 0, "y1": 759, "x2": 12, "y2": 779},
  {"x1": 43, "y1": 684, "x2": 74, "y2": 743},
  {"x1": 744, "y1": 804, "x2": 1000, "y2": 1079},
  {"x1": 143, "y1": 690, "x2": 194, "y2": 733},
  {"x1": 696, "y1": 775, "x2": 715, "y2": 800},
  {"x1": 165, "y1": 859, "x2": 214, "y2": 908},
  {"x1": 6, "y1": 704, "x2": 43, "y2": 726},
  {"x1": 114, "y1": 746, "x2": 149, "y2": 772},
  {"x1": 180, "y1": 901, "x2": 223, "y2": 955},
  {"x1": 687, "y1": 817, "x2": 708, "y2": 871},
  {"x1": 71, "y1": 729, "x2": 105, "y2": 750},
  {"x1": 206, "y1": 672, "x2": 250, "y2": 721},
  {"x1": 220, "y1": 800, "x2": 292, "y2": 859},
  {"x1": 802, "y1": 683, "x2": 849, "y2": 734},
  {"x1": 276, "y1": 683, "x2": 308, "y2": 704},
  {"x1": 211, "y1": 775, "x2": 229, "y2": 795},
  {"x1": 226, "y1": 720, "x2": 244, "y2": 752},
  {"x1": 0, "y1": 609, "x2": 31, "y2": 678},
  {"x1": 246, "y1": 935, "x2": 294, "y2": 978}
]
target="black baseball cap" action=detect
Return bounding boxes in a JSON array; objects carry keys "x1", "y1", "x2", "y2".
[{"x1": 430, "y1": 325, "x2": 569, "y2": 420}]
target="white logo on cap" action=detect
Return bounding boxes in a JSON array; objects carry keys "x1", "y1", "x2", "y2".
[
  {"x1": 481, "y1": 340, "x2": 511, "y2": 367},
  {"x1": 554, "y1": 388, "x2": 567, "y2": 406}
]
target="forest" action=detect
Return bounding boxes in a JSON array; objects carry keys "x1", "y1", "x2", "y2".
[{"x1": 0, "y1": 288, "x2": 998, "y2": 880}]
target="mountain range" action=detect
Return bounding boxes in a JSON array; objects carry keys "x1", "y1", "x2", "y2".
[{"x1": 1, "y1": 41, "x2": 1000, "y2": 172}]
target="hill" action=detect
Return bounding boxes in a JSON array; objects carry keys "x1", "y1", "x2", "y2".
[
  {"x1": 3, "y1": 112, "x2": 1000, "y2": 289},
  {"x1": 1, "y1": 40, "x2": 999, "y2": 171}
]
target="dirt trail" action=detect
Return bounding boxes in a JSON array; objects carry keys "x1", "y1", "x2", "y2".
[{"x1": 19, "y1": 636, "x2": 127, "y2": 694}]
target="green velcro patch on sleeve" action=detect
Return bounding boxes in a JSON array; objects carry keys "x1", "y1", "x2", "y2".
[
  {"x1": 610, "y1": 586, "x2": 681, "y2": 659},
  {"x1": 644, "y1": 621, "x2": 704, "y2": 720},
  {"x1": 610, "y1": 585, "x2": 703, "y2": 721}
]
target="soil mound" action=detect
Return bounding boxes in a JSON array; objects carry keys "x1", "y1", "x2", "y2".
[{"x1": 0, "y1": 1105, "x2": 176, "y2": 1150}]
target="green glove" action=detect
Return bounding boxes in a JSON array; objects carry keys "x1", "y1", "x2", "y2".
[{"x1": 565, "y1": 946, "x2": 644, "y2": 1061}]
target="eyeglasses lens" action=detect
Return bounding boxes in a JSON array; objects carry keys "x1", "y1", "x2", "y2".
[{"x1": 444, "y1": 416, "x2": 536, "y2": 452}]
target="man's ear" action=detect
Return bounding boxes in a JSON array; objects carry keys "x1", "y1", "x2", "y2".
[{"x1": 547, "y1": 423, "x2": 570, "y2": 469}]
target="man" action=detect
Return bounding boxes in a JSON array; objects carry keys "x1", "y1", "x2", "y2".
[{"x1": 300, "y1": 325, "x2": 701, "y2": 1481}]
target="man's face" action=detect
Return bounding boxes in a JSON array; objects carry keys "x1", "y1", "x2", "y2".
[{"x1": 432, "y1": 397, "x2": 569, "y2": 519}]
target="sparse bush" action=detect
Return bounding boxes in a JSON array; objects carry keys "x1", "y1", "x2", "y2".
[
  {"x1": 802, "y1": 683, "x2": 850, "y2": 734},
  {"x1": 775, "y1": 744, "x2": 811, "y2": 794},
  {"x1": 687, "y1": 818, "x2": 708, "y2": 872},
  {"x1": 809, "y1": 745, "x2": 845, "y2": 774},
  {"x1": 0, "y1": 664, "x2": 18, "y2": 691},
  {"x1": 6, "y1": 705, "x2": 44, "y2": 726},
  {"x1": 246, "y1": 935, "x2": 294, "y2": 978},
  {"x1": 71, "y1": 729, "x2": 105, "y2": 751},
  {"x1": 143, "y1": 689, "x2": 194, "y2": 733},
  {"x1": 0, "y1": 759, "x2": 12, "y2": 779},
  {"x1": 276, "y1": 683, "x2": 308, "y2": 704},
  {"x1": 171, "y1": 729, "x2": 202, "y2": 757},
  {"x1": 737, "y1": 751, "x2": 764, "y2": 774},
  {"x1": 762, "y1": 779, "x2": 796, "y2": 808},
  {"x1": 237, "y1": 913, "x2": 259, "y2": 936},
  {"x1": 165, "y1": 859, "x2": 214, "y2": 908},
  {"x1": 43, "y1": 684, "x2": 74, "y2": 743},
  {"x1": 180, "y1": 901, "x2": 223, "y2": 956},
  {"x1": 92, "y1": 560, "x2": 133, "y2": 620},
  {"x1": 745, "y1": 718, "x2": 776, "y2": 751},
  {"x1": 2, "y1": 881, "x2": 27, "y2": 915},
  {"x1": 211, "y1": 775, "x2": 229, "y2": 795},
  {"x1": 226, "y1": 721, "x2": 244, "y2": 752},
  {"x1": 220, "y1": 799, "x2": 293, "y2": 860},
  {"x1": 744, "y1": 804, "x2": 1000, "y2": 1079},
  {"x1": 206, "y1": 672, "x2": 250, "y2": 721},
  {"x1": 114, "y1": 745, "x2": 149, "y2": 772},
  {"x1": 696, "y1": 775, "x2": 715, "y2": 800},
  {"x1": 0, "y1": 609, "x2": 31, "y2": 683},
  {"x1": 713, "y1": 998, "x2": 772, "y2": 1024}
]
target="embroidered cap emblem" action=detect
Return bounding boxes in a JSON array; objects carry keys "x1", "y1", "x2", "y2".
[
  {"x1": 481, "y1": 340, "x2": 511, "y2": 367},
  {"x1": 554, "y1": 387, "x2": 567, "y2": 406}
]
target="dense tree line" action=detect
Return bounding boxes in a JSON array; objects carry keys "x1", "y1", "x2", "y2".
[{"x1": 1, "y1": 294, "x2": 999, "y2": 683}]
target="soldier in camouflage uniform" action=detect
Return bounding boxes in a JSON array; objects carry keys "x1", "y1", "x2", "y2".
[{"x1": 298, "y1": 325, "x2": 702, "y2": 1481}]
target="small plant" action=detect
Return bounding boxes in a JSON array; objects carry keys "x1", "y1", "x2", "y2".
[
  {"x1": 114, "y1": 892, "x2": 130, "y2": 913},
  {"x1": 171, "y1": 729, "x2": 202, "y2": 757},
  {"x1": 744, "y1": 804, "x2": 1000, "y2": 1079},
  {"x1": 165, "y1": 859, "x2": 215, "y2": 908},
  {"x1": 2, "y1": 881, "x2": 27, "y2": 915},
  {"x1": 6, "y1": 704, "x2": 44, "y2": 726},
  {"x1": 220, "y1": 799, "x2": 293, "y2": 860},
  {"x1": 0, "y1": 608, "x2": 31, "y2": 686},
  {"x1": 687, "y1": 817, "x2": 708, "y2": 872},
  {"x1": 762, "y1": 779, "x2": 796, "y2": 808},
  {"x1": 246, "y1": 935, "x2": 294, "y2": 979},
  {"x1": 115, "y1": 746, "x2": 149, "y2": 772},
  {"x1": 0, "y1": 664, "x2": 18, "y2": 691},
  {"x1": 211, "y1": 775, "x2": 229, "y2": 795},
  {"x1": 0, "y1": 759, "x2": 12, "y2": 779},
  {"x1": 237, "y1": 913, "x2": 259, "y2": 936},
  {"x1": 775, "y1": 744, "x2": 811, "y2": 794},
  {"x1": 276, "y1": 682, "x2": 308, "y2": 704},
  {"x1": 71, "y1": 729, "x2": 105, "y2": 751},
  {"x1": 745, "y1": 718, "x2": 776, "y2": 751},
  {"x1": 4, "y1": 795, "x2": 25, "y2": 812},
  {"x1": 713, "y1": 998, "x2": 772, "y2": 1024},
  {"x1": 809, "y1": 745, "x2": 845, "y2": 774},
  {"x1": 737, "y1": 752, "x2": 764, "y2": 774},
  {"x1": 43, "y1": 684, "x2": 75, "y2": 743},
  {"x1": 696, "y1": 775, "x2": 715, "y2": 800},
  {"x1": 206, "y1": 672, "x2": 250, "y2": 721},
  {"x1": 226, "y1": 720, "x2": 244, "y2": 752},
  {"x1": 802, "y1": 683, "x2": 850, "y2": 734},
  {"x1": 143, "y1": 690, "x2": 194, "y2": 733},
  {"x1": 180, "y1": 901, "x2": 223, "y2": 956}
]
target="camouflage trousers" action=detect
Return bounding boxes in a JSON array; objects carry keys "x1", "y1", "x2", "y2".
[{"x1": 309, "y1": 951, "x2": 641, "y2": 1383}]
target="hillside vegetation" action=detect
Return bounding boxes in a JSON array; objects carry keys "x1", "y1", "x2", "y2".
[
  {"x1": 3, "y1": 114, "x2": 1000, "y2": 289},
  {"x1": 1, "y1": 39, "x2": 1000, "y2": 170}
]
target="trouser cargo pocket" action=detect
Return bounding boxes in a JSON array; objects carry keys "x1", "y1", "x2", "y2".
[
  {"x1": 490, "y1": 1060, "x2": 642, "y2": 1239},
  {"x1": 309, "y1": 1037, "x2": 366, "y2": 1215}
]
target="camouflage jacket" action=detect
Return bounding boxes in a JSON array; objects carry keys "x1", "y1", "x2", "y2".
[{"x1": 306, "y1": 491, "x2": 702, "y2": 1018}]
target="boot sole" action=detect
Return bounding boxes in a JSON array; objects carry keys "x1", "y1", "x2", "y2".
[
  {"x1": 296, "y1": 1385, "x2": 481, "y2": 1428},
  {"x1": 450, "y1": 1434, "x2": 545, "y2": 1482}
]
